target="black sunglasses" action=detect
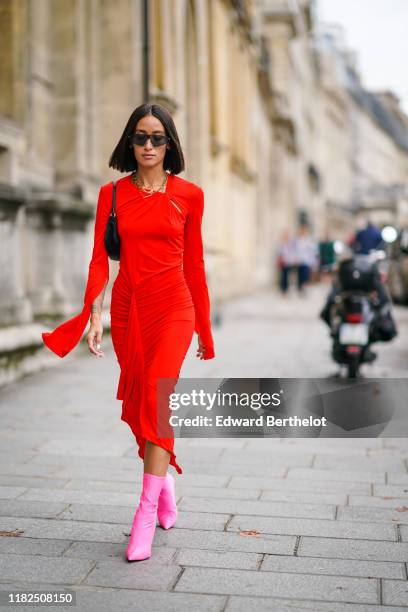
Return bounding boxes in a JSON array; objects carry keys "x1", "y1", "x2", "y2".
[{"x1": 129, "y1": 132, "x2": 170, "y2": 147}]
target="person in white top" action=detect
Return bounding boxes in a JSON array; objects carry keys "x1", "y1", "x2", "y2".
[
  {"x1": 293, "y1": 225, "x2": 319, "y2": 293},
  {"x1": 277, "y1": 230, "x2": 296, "y2": 293}
]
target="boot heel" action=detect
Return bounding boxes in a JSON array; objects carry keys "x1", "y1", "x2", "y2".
[
  {"x1": 157, "y1": 472, "x2": 177, "y2": 529},
  {"x1": 126, "y1": 473, "x2": 166, "y2": 561}
]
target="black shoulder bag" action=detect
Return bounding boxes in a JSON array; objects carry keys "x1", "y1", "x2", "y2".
[{"x1": 104, "y1": 181, "x2": 120, "y2": 261}]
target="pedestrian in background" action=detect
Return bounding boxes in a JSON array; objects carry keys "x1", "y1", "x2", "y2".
[
  {"x1": 277, "y1": 229, "x2": 296, "y2": 293},
  {"x1": 319, "y1": 232, "x2": 336, "y2": 275},
  {"x1": 293, "y1": 225, "x2": 319, "y2": 294}
]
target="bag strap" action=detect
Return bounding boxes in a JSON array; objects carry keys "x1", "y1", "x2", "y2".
[{"x1": 111, "y1": 181, "x2": 117, "y2": 216}]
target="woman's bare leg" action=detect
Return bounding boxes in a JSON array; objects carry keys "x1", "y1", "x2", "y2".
[
  {"x1": 141, "y1": 314, "x2": 194, "y2": 478},
  {"x1": 144, "y1": 440, "x2": 170, "y2": 476}
]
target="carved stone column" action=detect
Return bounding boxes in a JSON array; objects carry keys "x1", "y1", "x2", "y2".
[
  {"x1": 0, "y1": 184, "x2": 31, "y2": 324},
  {"x1": 25, "y1": 192, "x2": 94, "y2": 318}
]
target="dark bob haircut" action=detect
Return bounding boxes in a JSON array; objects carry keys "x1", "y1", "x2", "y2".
[{"x1": 109, "y1": 103, "x2": 185, "y2": 174}]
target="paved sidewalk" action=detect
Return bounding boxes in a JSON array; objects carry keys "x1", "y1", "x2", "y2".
[{"x1": 0, "y1": 286, "x2": 408, "y2": 610}]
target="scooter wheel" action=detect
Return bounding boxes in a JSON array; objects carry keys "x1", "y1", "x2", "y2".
[{"x1": 348, "y1": 357, "x2": 359, "y2": 379}]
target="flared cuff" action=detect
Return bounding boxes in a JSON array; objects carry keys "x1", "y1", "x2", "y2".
[{"x1": 42, "y1": 305, "x2": 90, "y2": 358}]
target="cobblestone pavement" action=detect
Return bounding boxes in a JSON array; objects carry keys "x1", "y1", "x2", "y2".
[{"x1": 0, "y1": 284, "x2": 408, "y2": 610}]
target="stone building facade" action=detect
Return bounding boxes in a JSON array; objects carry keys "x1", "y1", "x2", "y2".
[{"x1": 313, "y1": 23, "x2": 408, "y2": 234}]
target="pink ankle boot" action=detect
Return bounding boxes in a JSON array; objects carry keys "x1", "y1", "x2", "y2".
[
  {"x1": 126, "y1": 472, "x2": 166, "y2": 561},
  {"x1": 157, "y1": 472, "x2": 177, "y2": 529}
]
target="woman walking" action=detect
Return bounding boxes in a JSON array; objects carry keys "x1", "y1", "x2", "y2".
[{"x1": 41, "y1": 103, "x2": 215, "y2": 561}]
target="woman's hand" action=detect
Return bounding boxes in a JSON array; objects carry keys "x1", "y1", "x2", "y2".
[
  {"x1": 196, "y1": 335, "x2": 206, "y2": 360},
  {"x1": 86, "y1": 316, "x2": 105, "y2": 357}
]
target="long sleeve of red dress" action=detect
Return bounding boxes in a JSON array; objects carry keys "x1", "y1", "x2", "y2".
[
  {"x1": 182, "y1": 186, "x2": 215, "y2": 359},
  {"x1": 41, "y1": 184, "x2": 111, "y2": 357}
]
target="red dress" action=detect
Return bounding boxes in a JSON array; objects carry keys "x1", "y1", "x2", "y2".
[{"x1": 41, "y1": 172, "x2": 215, "y2": 474}]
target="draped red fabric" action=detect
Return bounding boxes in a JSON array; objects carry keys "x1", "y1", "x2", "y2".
[{"x1": 41, "y1": 173, "x2": 215, "y2": 474}]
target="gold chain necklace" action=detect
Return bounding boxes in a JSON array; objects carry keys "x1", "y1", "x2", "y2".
[{"x1": 132, "y1": 171, "x2": 169, "y2": 195}]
